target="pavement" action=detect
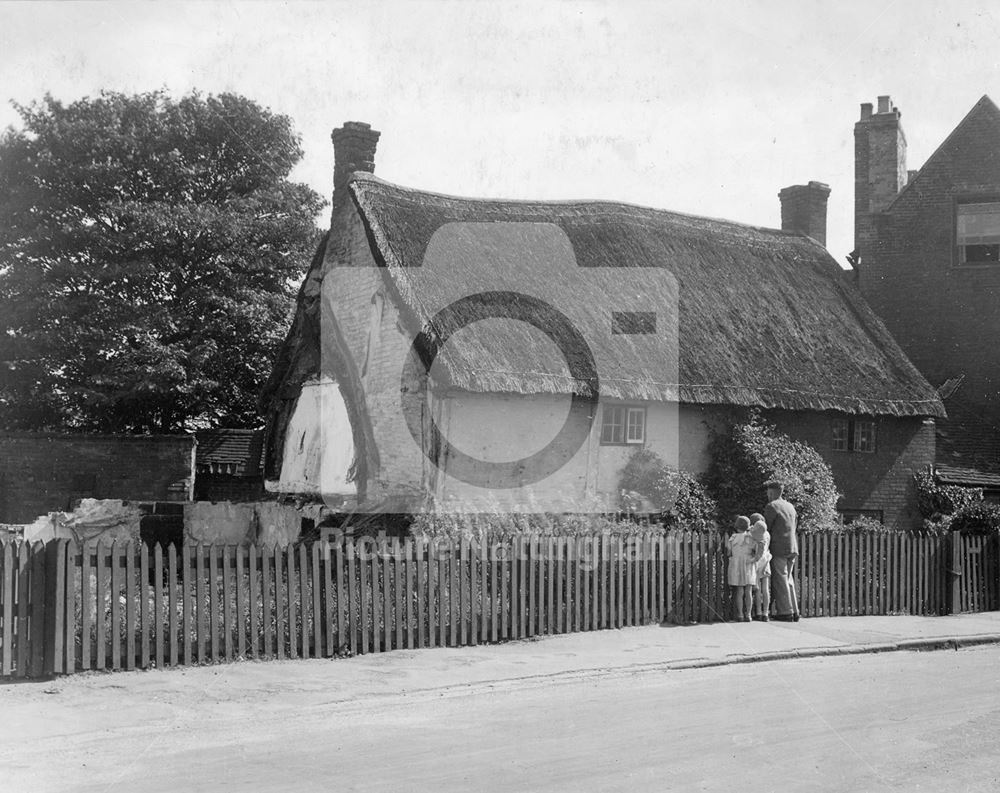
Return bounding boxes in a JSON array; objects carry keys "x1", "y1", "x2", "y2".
[
  {"x1": 294, "y1": 611, "x2": 1000, "y2": 702},
  {"x1": 5, "y1": 612, "x2": 1000, "y2": 705}
]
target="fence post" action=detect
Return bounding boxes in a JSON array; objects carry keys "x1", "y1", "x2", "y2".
[
  {"x1": 949, "y1": 531, "x2": 963, "y2": 615},
  {"x1": 42, "y1": 539, "x2": 67, "y2": 676}
]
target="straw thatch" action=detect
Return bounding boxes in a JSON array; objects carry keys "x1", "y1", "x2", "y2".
[{"x1": 343, "y1": 173, "x2": 943, "y2": 418}]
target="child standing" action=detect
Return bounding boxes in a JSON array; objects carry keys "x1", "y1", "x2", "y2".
[
  {"x1": 749, "y1": 512, "x2": 772, "y2": 621},
  {"x1": 727, "y1": 516, "x2": 756, "y2": 622}
]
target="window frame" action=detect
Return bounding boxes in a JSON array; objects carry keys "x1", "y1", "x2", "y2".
[
  {"x1": 954, "y1": 197, "x2": 1000, "y2": 268},
  {"x1": 831, "y1": 417, "x2": 877, "y2": 454},
  {"x1": 600, "y1": 404, "x2": 647, "y2": 446}
]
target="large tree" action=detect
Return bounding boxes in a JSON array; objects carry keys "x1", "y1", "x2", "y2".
[{"x1": 0, "y1": 90, "x2": 326, "y2": 433}]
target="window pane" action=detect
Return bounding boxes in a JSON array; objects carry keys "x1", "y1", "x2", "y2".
[
  {"x1": 626, "y1": 408, "x2": 645, "y2": 443},
  {"x1": 958, "y1": 203, "x2": 1000, "y2": 245},
  {"x1": 962, "y1": 244, "x2": 1000, "y2": 264},
  {"x1": 601, "y1": 406, "x2": 624, "y2": 444},
  {"x1": 854, "y1": 420, "x2": 876, "y2": 453},
  {"x1": 831, "y1": 419, "x2": 849, "y2": 451}
]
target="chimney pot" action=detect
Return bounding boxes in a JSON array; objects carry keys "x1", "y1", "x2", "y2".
[
  {"x1": 860, "y1": 102, "x2": 873, "y2": 121},
  {"x1": 778, "y1": 182, "x2": 831, "y2": 246},
  {"x1": 854, "y1": 94, "x2": 907, "y2": 256},
  {"x1": 331, "y1": 120, "x2": 381, "y2": 194}
]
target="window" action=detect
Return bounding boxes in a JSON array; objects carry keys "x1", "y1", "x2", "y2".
[
  {"x1": 600, "y1": 405, "x2": 646, "y2": 445},
  {"x1": 853, "y1": 420, "x2": 876, "y2": 453},
  {"x1": 831, "y1": 419, "x2": 849, "y2": 452},
  {"x1": 831, "y1": 418, "x2": 876, "y2": 453},
  {"x1": 611, "y1": 311, "x2": 656, "y2": 335},
  {"x1": 957, "y1": 202, "x2": 1000, "y2": 264}
]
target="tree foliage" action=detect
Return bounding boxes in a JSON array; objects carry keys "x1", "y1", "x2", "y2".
[
  {"x1": 0, "y1": 91, "x2": 326, "y2": 432},
  {"x1": 703, "y1": 411, "x2": 840, "y2": 531}
]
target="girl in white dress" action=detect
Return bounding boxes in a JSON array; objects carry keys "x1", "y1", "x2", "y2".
[{"x1": 728, "y1": 515, "x2": 756, "y2": 622}]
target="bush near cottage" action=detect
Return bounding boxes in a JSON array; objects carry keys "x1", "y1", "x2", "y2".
[
  {"x1": 839, "y1": 514, "x2": 889, "y2": 534},
  {"x1": 913, "y1": 469, "x2": 983, "y2": 522},
  {"x1": 409, "y1": 512, "x2": 665, "y2": 542},
  {"x1": 617, "y1": 448, "x2": 718, "y2": 529},
  {"x1": 704, "y1": 411, "x2": 840, "y2": 532},
  {"x1": 946, "y1": 503, "x2": 1000, "y2": 535}
]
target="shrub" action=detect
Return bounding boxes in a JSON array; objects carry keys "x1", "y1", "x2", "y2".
[
  {"x1": 948, "y1": 503, "x2": 1000, "y2": 535},
  {"x1": 913, "y1": 469, "x2": 983, "y2": 521},
  {"x1": 703, "y1": 411, "x2": 840, "y2": 532},
  {"x1": 618, "y1": 449, "x2": 718, "y2": 529},
  {"x1": 840, "y1": 515, "x2": 886, "y2": 534},
  {"x1": 409, "y1": 511, "x2": 664, "y2": 543}
]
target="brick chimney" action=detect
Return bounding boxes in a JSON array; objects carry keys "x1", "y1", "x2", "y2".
[
  {"x1": 330, "y1": 121, "x2": 381, "y2": 196},
  {"x1": 778, "y1": 181, "x2": 831, "y2": 246},
  {"x1": 854, "y1": 95, "x2": 906, "y2": 253}
]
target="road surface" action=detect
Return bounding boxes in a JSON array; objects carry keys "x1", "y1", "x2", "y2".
[{"x1": 2, "y1": 645, "x2": 999, "y2": 792}]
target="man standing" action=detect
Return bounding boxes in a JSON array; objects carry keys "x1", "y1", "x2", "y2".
[{"x1": 764, "y1": 480, "x2": 799, "y2": 622}]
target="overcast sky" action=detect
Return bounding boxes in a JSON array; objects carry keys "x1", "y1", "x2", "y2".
[{"x1": 2, "y1": 1, "x2": 999, "y2": 265}]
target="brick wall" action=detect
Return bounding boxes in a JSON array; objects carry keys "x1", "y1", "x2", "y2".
[
  {"x1": 858, "y1": 98, "x2": 1000, "y2": 409},
  {"x1": 0, "y1": 432, "x2": 194, "y2": 523},
  {"x1": 194, "y1": 474, "x2": 266, "y2": 503},
  {"x1": 767, "y1": 410, "x2": 935, "y2": 530}
]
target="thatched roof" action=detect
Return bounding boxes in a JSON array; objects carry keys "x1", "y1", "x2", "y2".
[{"x1": 344, "y1": 174, "x2": 943, "y2": 418}]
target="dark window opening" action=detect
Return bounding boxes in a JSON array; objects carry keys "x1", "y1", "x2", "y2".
[
  {"x1": 611, "y1": 311, "x2": 656, "y2": 335},
  {"x1": 962, "y1": 243, "x2": 1000, "y2": 264}
]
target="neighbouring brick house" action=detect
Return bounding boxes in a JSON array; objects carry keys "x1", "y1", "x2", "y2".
[
  {"x1": 853, "y1": 94, "x2": 1000, "y2": 479},
  {"x1": 261, "y1": 121, "x2": 945, "y2": 529},
  {"x1": 0, "y1": 432, "x2": 194, "y2": 523}
]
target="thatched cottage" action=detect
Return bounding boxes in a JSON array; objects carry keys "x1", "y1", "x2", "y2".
[{"x1": 261, "y1": 122, "x2": 945, "y2": 528}]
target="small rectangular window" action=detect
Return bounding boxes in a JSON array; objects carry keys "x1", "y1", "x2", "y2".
[
  {"x1": 957, "y1": 202, "x2": 1000, "y2": 264},
  {"x1": 831, "y1": 417, "x2": 877, "y2": 453},
  {"x1": 854, "y1": 420, "x2": 876, "y2": 453},
  {"x1": 625, "y1": 407, "x2": 646, "y2": 444},
  {"x1": 601, "y1": 405, "x2": 645, "y2": 445},
  {"x1": 611, "y1": 311, "x2": 656, "y2": 335},
  {"x1": 831, "y1": 419, "x2": 849, "y2": 452},
  {"x1": 600, "y1": 406, "x2": 625, "y2": 444}
]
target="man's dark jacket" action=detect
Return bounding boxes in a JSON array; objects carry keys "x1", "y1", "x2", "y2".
[{"x1": 765, "y1": 497, "x2": 798, "y2": 557}]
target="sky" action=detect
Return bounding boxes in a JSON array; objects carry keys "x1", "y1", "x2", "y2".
[{"x1": 2, "y1": 1, "x2": 1000, "y2": 266}]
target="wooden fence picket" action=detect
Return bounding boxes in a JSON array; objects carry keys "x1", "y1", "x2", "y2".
[
  {"x1": 168, "y1": 544, "x2": 179, "y2": 667},
  {"x1": 313, "y1": 543, "x2": 324, "y2": 658},
  {"x1": 4, "y1": 525, "x2": 1000, "y2": 680},
  {"x1": 124, "y1": 542, "x2": 136, "y2": 671},
  {"x1": 236, "y1": 546, "x2": 247, "y2": 659}
]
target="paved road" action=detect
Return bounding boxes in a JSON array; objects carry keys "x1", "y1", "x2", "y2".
[{"x1": 4, "y1": 645, "x2": 1000, "y2": 792}]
